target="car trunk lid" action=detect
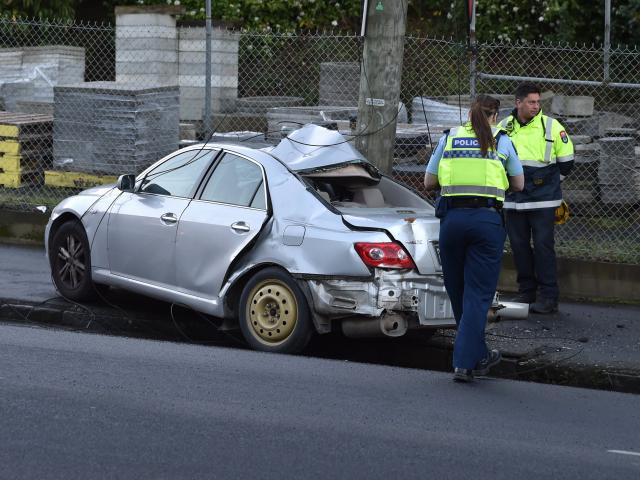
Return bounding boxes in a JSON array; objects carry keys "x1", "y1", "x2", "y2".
[{"x1": 340, "y1": 207, "x2": 441, "y2": 274}]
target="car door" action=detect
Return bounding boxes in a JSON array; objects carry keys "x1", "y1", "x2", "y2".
[
  {"x1": 175, "y1": 151, "x2": 269, "y2": 299},
  {"x1": 107, "y1": 149, "x2": 217, "y2": 287}
]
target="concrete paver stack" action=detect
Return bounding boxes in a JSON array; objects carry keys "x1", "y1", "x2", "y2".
[{"x1": 51, "y1": 81, "x2": 179, "y2": 185}]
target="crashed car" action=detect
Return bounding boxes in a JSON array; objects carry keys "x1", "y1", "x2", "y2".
[{"x1": 46, "y1": 124, "x2": 457, "y2": 353}]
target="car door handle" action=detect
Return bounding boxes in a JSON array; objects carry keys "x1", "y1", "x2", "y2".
[
  {"x1": 160, "y1": 213, "x2": 178, "y2": 224},
  {"x1": 231, "y1": 221, "x2": 250, "y2": 233}
]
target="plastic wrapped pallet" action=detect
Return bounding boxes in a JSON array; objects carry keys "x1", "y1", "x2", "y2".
[{"x1": 53, "y1": 82, "x2": 179, "y2": 175}]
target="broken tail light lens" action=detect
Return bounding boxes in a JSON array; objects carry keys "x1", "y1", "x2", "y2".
[{"x1": 354, "y1": 242, "x2": 416, "y2": 269}]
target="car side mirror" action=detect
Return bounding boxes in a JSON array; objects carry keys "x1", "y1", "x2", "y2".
[{"x1": 117, "y1": 174, "x2": 136, "y2": 192}]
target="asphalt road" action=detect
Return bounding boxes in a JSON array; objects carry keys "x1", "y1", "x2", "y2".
[{"x1": 1, "y1": 323, "x2": 639, "y2": 479}]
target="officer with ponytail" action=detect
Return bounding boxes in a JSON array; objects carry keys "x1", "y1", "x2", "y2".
[{"x1": 424, "y1": 95, "x2": 524, "y2": 382}]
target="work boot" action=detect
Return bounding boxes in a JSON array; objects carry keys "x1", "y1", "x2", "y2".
[
  {"x1": 512, "y1": 292, "x2": 536, "y2": 304},
  {"x1": 530, "y1": 298, "x2": 558, "y2": 314},
  {"x1": 453, "y1": 368, "x2": 474, "y2": 383},
  {"x1": 473, "y1": 349, "x2": 502, "y2": 376}
]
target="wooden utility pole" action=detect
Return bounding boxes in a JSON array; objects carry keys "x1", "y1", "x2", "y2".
[{"x1": 356, "y1": 0, "x2": 407, "y2": 174}]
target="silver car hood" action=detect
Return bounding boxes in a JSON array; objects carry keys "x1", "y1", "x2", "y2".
[
  {"x1": 340, "y1": 207, "x2": 441, "y2": 275},
  {"x1": 268, "y1": 124, "x2": 374, "y2": 173}
]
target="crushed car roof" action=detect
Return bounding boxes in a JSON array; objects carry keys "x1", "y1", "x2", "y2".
[{"x1": 266, "y1": 124, "x2": 373, "y2": 173}]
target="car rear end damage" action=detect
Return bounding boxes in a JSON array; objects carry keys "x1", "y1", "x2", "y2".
[{"x1": 306, "y1": 268, "x2": 455, "y2": 338}]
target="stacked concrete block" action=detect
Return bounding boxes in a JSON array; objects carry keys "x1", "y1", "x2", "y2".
[
  {"x1": 411, "y1": 97, "x2": 469, "y2": 127},
  {"x1": 237, "y1": 96, "x2": 304, "y2": 115},
  {"x1": 178, "y1": 26, "x2": 240, "y2": 119},
  {"x1": 551, "y1": 95, "x2": 595, "y2": 117},
  {"x1": 0, "y1": 46, "x2": 85, "y2": 111},
  {"x1": 115, "y1": 6, "x2": 181, "y2": 86},
  {"x1": 319, "y1": 62, "x2": 360, "y2": 107},
  {"x1": 14, "y1": 101, "x2": 55, "y2": 116},
  {"x1": 394, "y1": 125, "x2": 436, "y2": 162},
  {"x1": 266, "y1": 105, "x2": 358, "y2": 142},
  {"x1": 598, "y1": 136, "x2": 639, "y2": 205},
  {"x1": 562, "y1": 136, "x2": 599, "y2": 205},
  {"x1": 53, "y1": 82, "x2": 179, "y2": 175},
  {"x1": 22, "y1": 46, "x2": 85, "y2": 87}
]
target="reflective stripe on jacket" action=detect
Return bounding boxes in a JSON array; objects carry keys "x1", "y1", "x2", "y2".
[
  {"x1": 498, "y1": 111, "x2": 575, "y2": 210},
  {"x1": 438, "y1": 124, "x2": 509, "y2": 201}
]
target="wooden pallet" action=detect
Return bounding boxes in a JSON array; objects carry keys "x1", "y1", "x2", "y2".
[
  {"x1": 44, "y1": 170, "x2": 118, "y2": 189},
  {"x1": 0, "y1": 137, "x2": 52, "y2": 155},
  {"x1": 0, "y1": 112, "x2": 53, "y2": 138},
  {"x1": 0, "y1": 170, "x2": 43, "y2": 188},
  {"x1": 0, "y1": 154, "x2": 43, "y2": 173}
]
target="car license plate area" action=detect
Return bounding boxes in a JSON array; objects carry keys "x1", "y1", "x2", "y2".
[{"x1": 418, "y1": 286, "x2": 455, "y2": 326}]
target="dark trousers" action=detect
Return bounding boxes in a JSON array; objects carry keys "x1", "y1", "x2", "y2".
[
  {"x1": 504, "y1": 208, "x2": 558, "y2": 300},
  {"x1": 439, "y1": 208, "x2": 506, "y2": 370}
]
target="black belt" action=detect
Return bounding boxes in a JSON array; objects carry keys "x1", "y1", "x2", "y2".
[{"x1": 447, "y1": 196, "x2": 503, "y2": 209}]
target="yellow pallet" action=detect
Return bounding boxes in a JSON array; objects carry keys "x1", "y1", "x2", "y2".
[
  {"x1": 0, "y1": 112, "x2": 53, "y2": 138},
  {"x1": 0, "y1": 154, "x2": 43, "y2": 173},
  {"x1": 0, "y1": 139, "x2": 51, "y2": 155},
  {"x1": 0, "y1": 139, "x2": 22, "y2": 154},
  {"x1": 45, "y1": 170, "x2": 118, "y2": 189},
  {"x1": 0, "y1": 170, "x2": 41, "y2": 188}
]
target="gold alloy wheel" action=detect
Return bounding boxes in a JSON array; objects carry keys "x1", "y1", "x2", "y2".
[{"x1": 246, "y1": 279, "x2": 298, "y2": 345}]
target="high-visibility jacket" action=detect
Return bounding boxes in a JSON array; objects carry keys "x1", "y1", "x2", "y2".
[
  {"x1": 498, "y1": 110, "x2": 574, "y2": 210},
  {"x1": 438, "y1": 123, "x2": 509, "y2": 202}
]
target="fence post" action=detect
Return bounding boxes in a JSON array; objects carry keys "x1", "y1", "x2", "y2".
[
  {"x1": 356, "y1": 0, "x2": 407, "y2": 174},
  {"x1": 468, "y1": 0, "x2": 477, "y2": 99},
  {"x1": 604, "y1": 0, "x2": 611, "y2": 84},
  {"x1": 204, "y1": 0, "x2": 212, "y2": 138}
]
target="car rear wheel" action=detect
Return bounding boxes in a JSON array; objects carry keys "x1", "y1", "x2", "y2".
[
  {"x1": 50, "y1": 220, "x2": 96, "y2": 302},
  {"x1": 239, "y1": 267, "x2": 313, "y2": 354}
]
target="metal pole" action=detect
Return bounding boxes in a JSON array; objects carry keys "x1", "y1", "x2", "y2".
[
  {"x1": 360, "y1": 0, "x2": 369, "y2": 37},
  {"x1": 204, "y1": 0, "x2": 212, "y2": 138},
  {"x1": 604, "y1": 0, "x2": 611, "y2": 83},
  {"x1": 469, "y1": 0, "x2": 477, "y2": 99},
  {"x1": 477, "y1": 72, "x2": 640, "y2": 90}
]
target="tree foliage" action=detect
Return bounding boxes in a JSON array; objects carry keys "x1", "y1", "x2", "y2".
[
  {"x1": 2, "y1": 0, "x2": 640, "y2": 47},
  {"x1": 2, "y1": 0, "x2": 75, "y2": 20}
]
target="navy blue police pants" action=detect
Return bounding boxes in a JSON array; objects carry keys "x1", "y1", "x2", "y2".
[
  {"x1": 439, "y1": 207, "x2": 506, "y2": 370},
  {"x1": 504, "y1": 208, "x2": 558, "y2": 301}
]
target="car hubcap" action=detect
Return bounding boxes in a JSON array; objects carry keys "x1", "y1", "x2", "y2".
[
  {"x1": 247, "y1": 279, "x2": 297, "y2": 344},
  {"x1": 57, "y1": 234, "x2": 86, "y2": 289}
]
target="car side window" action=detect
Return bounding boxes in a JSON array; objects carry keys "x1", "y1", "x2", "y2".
[
  {"x1": 200, "y1": 153, "x2": 266, "y2": 209},
  {"x1": 140, "y1": 150, "x2": 216, "y2": 198}
]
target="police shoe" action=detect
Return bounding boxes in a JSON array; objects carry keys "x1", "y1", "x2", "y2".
[
  {"x1": 453, "y1": 368, "x2": 474, "y2": 383},
  {"x1": 512, "y1": 292, "x2": 536, "y2": 304},
  {"x1": 530, "y1": 298, "x2": 558, "y2": 314},
  {"x1": 472, "y1": 349, "x2": 502, "y2": 376}
]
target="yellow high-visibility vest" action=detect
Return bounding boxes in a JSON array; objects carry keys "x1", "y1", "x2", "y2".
[{"x1": 438, "y1": 123, "x2": 509, "y2": 201}]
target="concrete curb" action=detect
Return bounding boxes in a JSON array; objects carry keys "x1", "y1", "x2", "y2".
[
  {"x1": 425, "y1": 332, "x2": 640, "y2": 394},
  {"x1": 2, "y1": 297, "x2": 638, "y2": 394},
  {"x1": 0, "y1": 297, "x2": 234, "y2": 345}
]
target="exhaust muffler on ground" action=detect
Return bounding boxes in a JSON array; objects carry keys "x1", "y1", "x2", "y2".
[{"x1": 488, "y1": 300, "x2": 529, "y2": 322}]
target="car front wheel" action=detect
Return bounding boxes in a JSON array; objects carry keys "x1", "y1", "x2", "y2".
[
  {"x1": 239, "y1": 267, "x2": 313, "y2": 354},
  {"x1": 50, "y1": 220, "x2": 96, "y2": 302}
]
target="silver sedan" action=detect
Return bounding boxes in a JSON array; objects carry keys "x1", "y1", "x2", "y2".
[{"x1": 46, "y1": 125, "x2": 456, "y2": 353}]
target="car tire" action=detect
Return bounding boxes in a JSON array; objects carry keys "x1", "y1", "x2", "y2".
[
  {"x1": 239, "y1": 267, "x2": 313, "y2": 354},
  {"x1": 50, "y1": 220, "x2": 96, "y2": 302}
]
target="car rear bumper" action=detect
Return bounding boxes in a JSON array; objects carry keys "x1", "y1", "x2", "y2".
[{"x1": 305, "y1": 269, "x2": 456, "y2": 332}]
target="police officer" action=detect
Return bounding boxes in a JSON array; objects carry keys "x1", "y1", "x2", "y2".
[
  {"x1": 424, "y1": 95, "x2": 524, "y2": 382},
  {"x1": 498, "y1": 83, "x2": 575, "y2": 314}
]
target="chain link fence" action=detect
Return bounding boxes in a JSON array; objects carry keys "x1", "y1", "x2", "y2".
[{"x1": 0, "y1": 16, "x2": 638, "y2": 264}]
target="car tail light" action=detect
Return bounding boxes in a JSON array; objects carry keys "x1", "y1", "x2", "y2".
[{"x1": 354, "y1": 242, "x2": 416, "y2": 269}]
